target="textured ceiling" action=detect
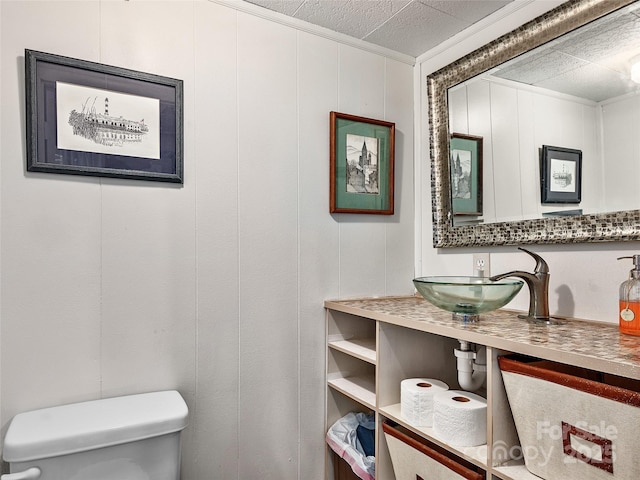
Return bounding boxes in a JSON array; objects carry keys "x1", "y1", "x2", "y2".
[
  {"x1": 492, "y1": 1, "x2": 640, "y2": 102},
  {"x1": 244, "y1": 0, "x2": 512, "y2": 57},
  {"x1": 243, "y1": 0, "x2": 640, "y2": 102}
]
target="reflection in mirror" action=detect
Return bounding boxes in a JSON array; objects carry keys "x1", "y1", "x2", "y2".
[
  {"x1": 448, "y1": 1, "x2": 640, "y2": 226},
  {"x1": 428, "y1": 0, "x2": 640, "y2": 247}
]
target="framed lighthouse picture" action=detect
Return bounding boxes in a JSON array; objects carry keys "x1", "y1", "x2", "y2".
[
  {"x1": 330, "y1": 111, "x2": 395, "y2": 214},
  {"x1": 25, "y1": 49, "x2": 183, "y2": 183}
]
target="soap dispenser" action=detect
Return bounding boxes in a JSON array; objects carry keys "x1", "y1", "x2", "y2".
[{"x1": 618, "y1": 255, "x2": 640, "y2": 336}]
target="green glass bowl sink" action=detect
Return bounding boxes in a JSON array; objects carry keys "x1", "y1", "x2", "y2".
[{"x1": 413, "y1": 276, "x2": 524, "y2": 322}]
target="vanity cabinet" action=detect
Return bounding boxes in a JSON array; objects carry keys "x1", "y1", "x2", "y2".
[{"x1": 325, "y1": 296, "x2": 640, "y2": 480}]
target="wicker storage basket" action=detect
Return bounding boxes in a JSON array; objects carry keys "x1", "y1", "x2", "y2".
[
  {"x1": 499, "y1": 354, "x2": 640, "y2": 480},
  {"x1": 382, "y1": 422, "x2": 484, "y2": 480}
]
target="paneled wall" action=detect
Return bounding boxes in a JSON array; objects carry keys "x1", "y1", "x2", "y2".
[
  {"x1": 0, "y1": 1, "x2": 414, "y2": 478},
  {"x1": 601, "y1": 92, "x2": 640, "y2": 212}
]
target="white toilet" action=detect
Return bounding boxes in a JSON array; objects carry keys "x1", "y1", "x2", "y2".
[{"x1": 1, "y1": 390, "x2": 188, "y2": 480}]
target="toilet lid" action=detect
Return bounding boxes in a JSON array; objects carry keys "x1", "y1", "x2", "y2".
[{"x1": 3, "y1": 390, "x2": 188, "y2": 462}]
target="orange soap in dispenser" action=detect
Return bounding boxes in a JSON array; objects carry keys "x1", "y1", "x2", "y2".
[{"x1": 618, "y1": 255, "x2": 640, "y2": 336}]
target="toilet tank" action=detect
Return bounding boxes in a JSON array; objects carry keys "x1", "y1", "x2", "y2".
[{"x1": 2, "y1": 390, "x2": 188, "y2": 480}]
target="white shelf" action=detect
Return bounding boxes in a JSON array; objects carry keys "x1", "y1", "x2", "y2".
[
  {"x1": 328, "y1": 375, "x2": 376, "y2": 410},
  {"x1": 493, "y1": 463, "x2": 543, "y2": 480},
  {"x1": 379, "y1": 403, "x2": 487, "y2": 469},
  {"x1": 328, "y1": 338, "x2": 376, "y2": 364}
]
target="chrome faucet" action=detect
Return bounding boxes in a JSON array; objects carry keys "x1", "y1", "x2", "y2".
[{"x1": 489, "y1": 247, "x2": 551, "y2": 322}]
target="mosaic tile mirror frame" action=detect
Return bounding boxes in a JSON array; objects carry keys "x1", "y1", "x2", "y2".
[{"x1": 428, "y1": 0, "x2": 640, "y2": 248}]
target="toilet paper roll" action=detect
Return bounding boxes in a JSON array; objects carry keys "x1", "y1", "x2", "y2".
[
  {"x1": 433, "y1": 390, "x2": 487, "y2": 447},
  {"x1": 400, "y1": 378, "x2": 449, "y2": 427}
]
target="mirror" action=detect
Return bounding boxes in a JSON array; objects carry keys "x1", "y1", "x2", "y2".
[{"x1": 428, "y1": 0, "x2": 640, "y2": 247}]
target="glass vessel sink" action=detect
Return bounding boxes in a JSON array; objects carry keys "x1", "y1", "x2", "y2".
[{"x1": 413, "y1": 276, "x2": 524, "y2": 322}]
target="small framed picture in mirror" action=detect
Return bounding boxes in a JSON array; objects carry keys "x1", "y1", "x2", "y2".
[
  {"x1": 450, "y1": 133, "x2": 483, "y2": 216},
  {"x1": 540, "y1": 145, "x2": 582, "y2": 204}
]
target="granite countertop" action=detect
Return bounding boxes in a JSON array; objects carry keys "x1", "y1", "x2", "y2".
[{"x1": 325, "y1": 295, "x2": 640, "y2": 380}]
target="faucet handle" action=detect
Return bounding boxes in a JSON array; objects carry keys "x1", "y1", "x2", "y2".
[{"x1": 518, "y1": 247, "x2": 549, "y2": 274}]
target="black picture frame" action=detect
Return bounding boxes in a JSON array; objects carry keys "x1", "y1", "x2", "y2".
[
  {"x1": 25, "y1": 49, "x2": 183, "y2": 183},
  {"x1": 540, "y1": 145, "x2": 582, "y2": 204}
]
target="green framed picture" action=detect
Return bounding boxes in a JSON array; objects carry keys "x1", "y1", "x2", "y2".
[
  {"x1": 330, "y1": 111, "x2": 395, "y2": 215},
  {"x1": 450, "y1": 133, "x2": 483, "y2": 216}
]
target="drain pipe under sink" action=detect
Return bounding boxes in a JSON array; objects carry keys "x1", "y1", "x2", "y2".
[{"x1": 454, "y1": 340, "x2": 486, "y2": 392}]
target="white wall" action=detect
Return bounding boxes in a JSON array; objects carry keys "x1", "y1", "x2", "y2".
[
  {"x1": 0, "y1": 1, "x2": 414, "y2": 478},
  {"x1": 601, "y1": 92, "x2": 640, "y2": 212},
  {"x1": 417, "y1": 0, "x2": 640, "y2": 324}
]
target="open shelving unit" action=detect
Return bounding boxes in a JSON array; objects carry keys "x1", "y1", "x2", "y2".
[{"x1": 325, "y1": 295, "x2": 640, "y2": 480}]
